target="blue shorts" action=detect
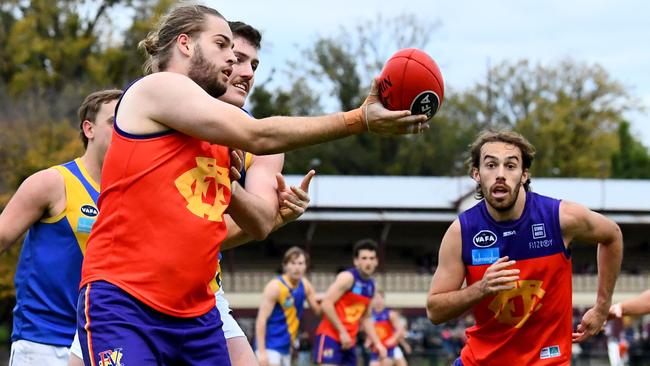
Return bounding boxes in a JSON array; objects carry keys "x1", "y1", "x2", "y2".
[
  {"x1": 77, "y1": 281, "x2": 231, "y2": 366},
  {"x1": 370, "y1": 346, "x2": 395, "y2": 361},
  {"x1": 453, "y1": 357, "x2": 464, "y2": 366},
  {"x1": 313, "y1": 333, "x2": 356, "y2": 366}
]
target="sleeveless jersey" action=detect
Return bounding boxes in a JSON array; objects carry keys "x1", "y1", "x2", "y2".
[
  {"x1": 263, "y1": 276, "x2": 307, "y2": 354},
  {"x1": 372, "y1": 308, "x2": 395, "y2": 347},
  {"x1": 459, "y1": 192, "x2": 572, "y2": 366},
  {"x1": 316, "y1": 268, "x2": 375, "y2": 344},
  {"x1": 80, "y1": 118, "x2": 231, "y2": 318},
  {"x1": 12, "y1": 159, "x2": 99, "y2": 346}
]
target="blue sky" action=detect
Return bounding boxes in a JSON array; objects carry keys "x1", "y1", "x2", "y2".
[{"x1": 210, "y1": 0, "x2": 650, "y2": 146}]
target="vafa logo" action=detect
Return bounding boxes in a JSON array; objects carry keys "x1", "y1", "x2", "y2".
[{"x1": 473, "y1": 230, "x2": 497, "y2": 248}]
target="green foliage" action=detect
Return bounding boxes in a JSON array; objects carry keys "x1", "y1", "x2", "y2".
[{"x1": 611, "y1": 121, "x2": 650, "y2": 178}]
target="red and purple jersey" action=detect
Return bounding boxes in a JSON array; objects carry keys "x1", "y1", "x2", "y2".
[
  {"x1": 372, "y1": 308, "x2": 395, "y2": 347},
  {"x1": 459, "y1": 192, "x2": 572, "y2": 365},
  {"x1": 81, "y1": 115, "x2": 231, "y2": 318},
  {"x1": 316, "y1": 268, "x2": 375, "y2": 344}
]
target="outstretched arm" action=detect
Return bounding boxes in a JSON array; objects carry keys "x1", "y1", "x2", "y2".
[
  {"x1": 610, "y1": 290, "x2": 650, "y2": 318},
  {"x1": 561, "y1": 200, "x2": 623, "y2": 343},
  {"x1": 116, "y1": 73, "x2": 429, "y2": 155},
  {"x1": 426, "y1": 219, "x2": 520, "y2": 324},
  {"x1": 0, "y1": 169, "x2": 63, "y2": 254}
]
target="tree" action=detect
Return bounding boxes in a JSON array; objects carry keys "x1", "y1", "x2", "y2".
[{"x1": 611, "y1": 121, "x2": 650, "y2": 179}]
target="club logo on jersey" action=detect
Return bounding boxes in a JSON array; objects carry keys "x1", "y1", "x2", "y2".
[
  {"x1": 283, "y1": 296, "x2": 294, "y2": 308},
  {"x1": 488, "y1": 280, "x2": 545, "y2": 328},
  {"x1": 532, "y1": 223, "x2": 546, "y2": 239},
  {"x1": 540, "y1": 345, "x2": 561, "y2": 359},
  {"x1": 97, "y1": 348, "x2": 124, "y2": 366},
  {"x1": 473, "y1": 230, "x2": 497, "y2": 248},
  {"x1": 80, "y1": 204, "x2": 98, "y2": 217},
  {"x1": 175, "y1": 157, "x2": 230, "y2": 222}
]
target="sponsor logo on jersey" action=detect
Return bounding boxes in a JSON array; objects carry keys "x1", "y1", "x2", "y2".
[
  {"x1": 283, "y1": 296, "x2": 294, "y2": 308},
  {"x1": 503, "y1": 230, "x2": 516, "y2": 237},
  {"x1": 532, "y1": 223, "x2": 547, "y2": 239},
  {"x1": 471, "y1": 248, "x2": 500, "y2": 265},
  {"x1": 80, "y1": 204, "x2": 98, "y2": 217},
  {"x1": 540, "y1": 345, "x2": 561, "y2": 359},
  {"x1": 77, "y1": 217, "x2": 96, "y2": 233}
]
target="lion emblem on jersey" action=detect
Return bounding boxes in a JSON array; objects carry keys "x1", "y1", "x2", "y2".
[{"x1": 488, "y1": 280, "x2": 545, "y2": 328}]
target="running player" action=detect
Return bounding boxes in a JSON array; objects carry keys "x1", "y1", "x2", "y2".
[
  {"x1": 367, "y1": 291, "x2": 408, "y2": 366},
  {"x1": 426, "y1": 130, "x2": 623, "y2": 365},
  {"x1": 255, "y1": 246, "x2": 321, "y2": 366},
  {"x1": 0, "y1": 90, "x2": 121, "y2": 366},
  {"x1": 313, "y1": 239, "x2": 387, "y2": 366},
  {"x1": 77, "y1": 4, "x2": 427, "y2": 366}
]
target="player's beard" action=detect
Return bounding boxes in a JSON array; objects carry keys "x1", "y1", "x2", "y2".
[
  {"x1": 483, "y1": 180, "x2": 523, "y2": 212},
  {"x1": 187, "y1": 44, "x2": 228, "y2": 98}
]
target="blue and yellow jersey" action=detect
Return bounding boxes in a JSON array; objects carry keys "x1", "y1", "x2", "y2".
[
  {"x1": 12, "y1": 158, "x2": 99, "y2": 346},
  {"x1": 262, "y1": 275, "x2": 306, "y2": 354}
]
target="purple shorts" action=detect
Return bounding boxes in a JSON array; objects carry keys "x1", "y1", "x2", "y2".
[
  {"x1": 313, "y1": 333, "x2": 356, "y2": 366},
  {"x1": 77, "y1": 281, "x2": 231, "y2": 366}
]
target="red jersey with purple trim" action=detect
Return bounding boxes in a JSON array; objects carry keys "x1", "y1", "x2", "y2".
[
  {"x1": 458, "y1": 192, "x2": 572, "y2": 366},
  {"x1": 316, "y1": 268, "x2": 375, "y2": 344},
  {"x1": 372, "y1": 308, "x2": 395, "y2": 347},
  {"x1": 81, "y1": 123, "x2": 231, "y2": 318}
]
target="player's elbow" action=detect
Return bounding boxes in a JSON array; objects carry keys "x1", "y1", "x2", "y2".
[
  {"x1": 425, "y1": 296, "x2": 445, "y2": 324},
  {"x1": 247, "y1": 222, "x2": 273, "y2": 241}
]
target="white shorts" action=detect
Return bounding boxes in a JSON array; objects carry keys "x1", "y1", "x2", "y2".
[
  {"x1": 256, "y1": 349, "x2": 291, "y2": 366},
  {"x1": 216, "y1": 290, "x2": 246, "y2": 339},
  {"x1": 69, "y1": 331, "x2": 83, "y2": 359},
  {"x1": 9, "y1": 339, "x2": 69, "y2": 366},
  {"x1": 393, "y1": 345, "x2": 404, "y2": 360}
]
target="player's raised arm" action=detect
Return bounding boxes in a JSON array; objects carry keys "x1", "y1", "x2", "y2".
[
  {"x1": 610, "y1": 290, "x2": 650, "y2": 318},
  {"x1": 561, "y1": 200, "x2": 623, "y2": 343},
  {"x1": 117, "y1": 72, "x2": 428, "y2": 156},
  {"x1": 426, "y1": 219, "x2": 520, "y2": 324}
]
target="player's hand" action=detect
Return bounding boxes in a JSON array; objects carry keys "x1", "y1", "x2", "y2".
[
  {"x1": 363, "y1": 78, "x2": 429, "y2": 136},
  {"x1": 608, "y1": 302, "x2": 623, "y2": 320},
  {"x1": 385, "y1": 336, "x2": 398, "y2": 348},
  {"x1": 275, "y1": 170, "x2": 315, "y2": 225},
  {"x1": 339, "y1": 331, "x2": 353, "y2": 350},
  {"x1": 376, "y1": 343, "x2": 388, "y2": 359},
  {"x1": 229, "y1": 149, "x2": 244, "y2": 182},
  {"x1": 257, "y1": 349, "x2": 269, "y2": 366},
  {"x1": 476, "y1": 256, "x2": 520, "y2": 297},
  {"x1": 573, "y1": 306, "x2": 608, "y2": 343}
]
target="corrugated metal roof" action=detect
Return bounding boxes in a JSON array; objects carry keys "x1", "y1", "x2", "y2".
[{"x1": 283, "y1": 175, "x2": 649, "y2": 212}]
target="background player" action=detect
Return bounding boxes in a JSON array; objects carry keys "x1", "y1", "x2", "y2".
[
  {"x1": 255, "y1": 246, "x2": 321, "y2": 366},
  {"x1": 77, "y1": 4, "x2": 427, "y2": 365},
  {"x1": 366, "y1": 290, "x2": 408, "y2": 366},
  {"x1": 426, "y1": 130, "x2": 622, "y2": 365},
  {"x1": 313, "y1": 239, "x2": 387, "y2": 366},
  {"x1": 0, "y1": 90, "x2": 121, "y2": 365}
]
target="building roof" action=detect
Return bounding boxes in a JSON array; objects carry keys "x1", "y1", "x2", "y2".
[{"x1": 283, "y1": 176, "x2": 650, "y2": 223}]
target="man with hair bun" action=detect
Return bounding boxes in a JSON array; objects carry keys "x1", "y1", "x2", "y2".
[{"x1": 77, "y1": 4, "x2": 427, "y2": 366}]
